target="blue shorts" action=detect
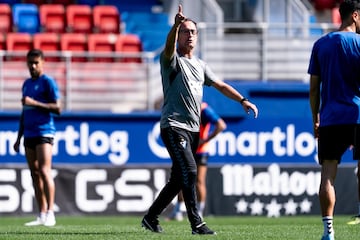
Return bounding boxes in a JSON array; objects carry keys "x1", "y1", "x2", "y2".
[
  {"x1": 195, "y1": 153, "x2": 209, "y2": 166},
  {"x1": 24, "y1": 137, "x2": 54, "y2": 150},
  {"x1": 318, "y1": 124, "x2": 360, "y2": 164}
]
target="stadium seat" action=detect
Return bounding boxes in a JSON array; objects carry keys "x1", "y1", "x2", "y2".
[
  {"x1": 66, "y1": 5, "x2": 92, "y2": 33},
  {"x1": 12, "y1": 3, "x2": 40, "y2": 34},
  {"x1": 102, "y1": 0, "x2": 160, "y2": 12},
  {"x1": 122, "y1": 12, "x2": 169, "y2": 33},
  {"x1": 77, "y1": 0, "x2": 99, "y2": 7},
  {"x1": 60, "y1": 33, "x2": 87, "y2": 62},
  {"x1": 0, "y1": 0, "x2": 20, "y2": 4},
  {"x1": 6, "y1": 32, "x2": 32, "y2": 61},
  {"x1": 39, "y1": 4, "x2": 65, "y2": 33},
  {"x1": 33, "y1": 33, "x2": 60, "y2": 62},
  {"x1": 22, "y1": 0, "x2": 46, "y2": 5},
  {"x1": 51, "y1": 0, "x2": 75, "y2": 5},
  {"x1": 93, "y1": 5, "x2": 120, "y2": 34},
  {"x1": 0, "y1": 4, "x2": 12, "y2": 33},
  {"x1": 87, "y1": 33, "x2": 116, "y2": 62},
  {"x1": 138, "y1": 30, "x2": 168, "y2": 51},
  {"x1": 115, "y1": 34, "x2": 142, "y2": 63},
  {"x1": 0, "y1": 33, "x2": 5, "y2": 50},
  {"x1": 331, "y1": 7, "x2": 341, "y2": 25}
]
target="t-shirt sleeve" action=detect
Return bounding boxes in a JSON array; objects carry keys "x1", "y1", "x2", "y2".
[
  {"x1": 203, "y1": 62, "x2": 218, "y2": 86},
  {"x1": 308, "y1": 40, "x2": 320, "y2": 76}
]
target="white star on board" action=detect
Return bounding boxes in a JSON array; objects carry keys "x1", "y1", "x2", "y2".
[
  {"x1": 249, "y1": 198, "x2": 264, "y2": 215},
  {"x1": 299, "y1": 198, "x2": 312, "y2": 213},
  {"x1": 265, "y1": 198, "x2": 282, "y2": 218},
  {"x1": 235, "y1": 198, "x2": 248, "y2": 213},
  {"x1": 284, "y1": 198, "x2": 298, "y2": 215}
]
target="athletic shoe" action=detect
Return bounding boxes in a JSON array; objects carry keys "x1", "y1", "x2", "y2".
[
  {"x1": 192, "y1": 222, "x2": 216, "y2": 235},
  {"x1": 43, "y1": 211, "x2": 56, "y2": 227},
  {"x1": 24, "y1": 216, "x2": 45, "y2": 226},
  {"x1": 321, "y1": 233, "x2": 334, "y2": 240},
  {"x1": 347, "y1": 215, "x2": 360, "y2": 225},
  {"x1": 141, "y1": 215, "x2": 163, "y2": 233}
]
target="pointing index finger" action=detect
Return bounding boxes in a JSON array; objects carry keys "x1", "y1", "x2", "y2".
[{"x1": 178, "y1": 4, "x2": 182, "y2": 14}]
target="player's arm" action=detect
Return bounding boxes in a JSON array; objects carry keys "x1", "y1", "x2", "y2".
[
  {"x1": 22, "y1": 96, "x2": 62, "y2": 115},
  {"x1": 163, "y1": 4, "x2": 185, "y2": 59},
  {"x1": 309, "y1": 74, "x2": 321, "y2": 138},
  {"x1": 206, "y1": 118, "x2": 227, "y2": 143},
  {"x1": 13, "y1": 111, "x2": 24, "y2": 153},
  {"x1": 211, "y1": 80, "x2": 258, "y2": 118}
]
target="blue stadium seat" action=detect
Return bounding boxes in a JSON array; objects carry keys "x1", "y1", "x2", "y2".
[
  {"x1": 139, "y1": 30, "x2": 168, "y2": 52},
  {"x1": 122, "y1": 12, "x2": 169, "y2": 33},
  {"x1": 102, "y1": 0, "x2": 160, "y2": 12},
  {"x1": 12, "y1": 3, "x2": 39, "y2": 33},
  {"x1": 0, "y1": 0, "x2": 20, "y2": 4},
  {"x1": 77, "y1": 0, "x2": 100, "y2": 7}
]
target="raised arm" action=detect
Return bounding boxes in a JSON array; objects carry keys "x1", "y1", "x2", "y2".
[{"x1": 163, "y1": 4, "x2": 186, "y2": 59}]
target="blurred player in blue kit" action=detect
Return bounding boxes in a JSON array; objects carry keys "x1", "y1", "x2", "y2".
[
  {"x1": 308, "y1": 1, "x2": 360, "y2": 239},
  {"x1": 13, "y1": 49, "x2": 61, "y2": 227}
]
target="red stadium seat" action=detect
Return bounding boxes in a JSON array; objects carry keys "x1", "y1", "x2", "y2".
[
  {"x1": 115, "y1": 34, "x2": 142, "y2": 63},
  {"x1": 60, "y1": 33, "x2": 87, "y2": 62},
  {"x1": 0, "y1": 4, "x2": 12, "y2": 33},
  {"x1": 66, "y1": 5, "x2": 93, "y2": 33},
  {"x1": 51, "y1": 0, "x2": 75, "y2": 5},
  {"x1": 6, "y1": 32, "x2": 33, "y2": 61},
  {"x1": 33, "y1": 33, "x2": 60, "y2": 62},
  {"x1": 93, "y1": 5, "x2": 120, "y2": 33},
  {"x1": 88, "y1": 33, "x2": 116, "y2": 62},
  {"x1": 331, "y1": 7, "x2": 341, "y2": 25},
  {"x1": 22, "y1": 0, "x2": 46, "y2": 5},
  {"x1": 0, "y1": 34, "x2": 4, "y2": 48},
  {"x1": 0, "y1": 34, "x2": 5, "y2": 60},
  {"x1": 39, "y1": 4, "x2": 65, "y2": 33}
]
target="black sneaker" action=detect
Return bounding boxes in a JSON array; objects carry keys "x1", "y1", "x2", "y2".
[
  {"x1": 141, "y1": 216, "x2": 163, "y2": 233},
  {"x1": 192, "y1": 222, "x2": 216, "y2": 235}
]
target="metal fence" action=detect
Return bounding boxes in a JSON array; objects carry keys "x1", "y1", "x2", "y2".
[
  {"x1": 0, "y1": 21, "x2": 337, "y2": 112},
  {"x1": 0, "y1": 51, "x2": 163, "y2": 112}
]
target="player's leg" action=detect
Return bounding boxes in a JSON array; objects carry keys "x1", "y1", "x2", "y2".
[
  {"x1": 24, "y1": 143, "x2": 47, "y2": 226},
  {"x1": 318, "y1": 125, "x2": 350, "y2": 240},
  {"x1": 169, "y1": 191, "x2": 185, "y2": 221},
  {"x1": 36, "y1": 140, "x2": 56, "y2": 226},
  {"x1": 348, "y1": 124, "x2": 360, "y2": 224},
  {"x1": 197, "y1": 163, "x2": 207, "y2": 218},
  {"x1": 319, "y1": 159, "x2": 337, "y2": 239}
]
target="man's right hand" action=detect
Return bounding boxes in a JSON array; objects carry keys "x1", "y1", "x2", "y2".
[{"x1": 175, "y1": 4, "x2": 186, "y2": 25}]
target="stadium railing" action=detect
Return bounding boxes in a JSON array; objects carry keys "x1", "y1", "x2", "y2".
[{"x1": 0, "y1": 20, "x2": 338, "y2": 113}]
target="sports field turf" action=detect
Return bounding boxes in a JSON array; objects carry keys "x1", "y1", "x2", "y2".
[{"x1": 0, "y1": 215, "x2": 358, "y2": 240}]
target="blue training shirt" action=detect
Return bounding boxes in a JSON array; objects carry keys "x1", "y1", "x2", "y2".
[
  {"x1": 308, "y1": 31, "x2": 360, "y2": 126},
  {"x1": 22, "y1": 74, "x2": 60, "y2": 138}
]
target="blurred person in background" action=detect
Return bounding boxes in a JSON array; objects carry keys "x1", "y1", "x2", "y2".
[
  {"x1": 308, "y1": 1, "x2": 360, "y2": 239},
  {"x1": 13, "y1": 49, "x2": 61, "y2": 227}
]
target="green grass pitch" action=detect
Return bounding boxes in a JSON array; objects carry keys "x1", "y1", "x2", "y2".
[{"x1": 0, "y1": 215, "x2": 358, "y2": 240}]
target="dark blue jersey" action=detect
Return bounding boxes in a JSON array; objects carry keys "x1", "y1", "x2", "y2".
[
  {"x1": 22, "y1": 74, "x2": 60, "y2": 138},
  {"x1": 308, "y1": 31, "x2": 360, "y2": 126}
]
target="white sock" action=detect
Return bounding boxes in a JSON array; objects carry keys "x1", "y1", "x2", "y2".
[
  {"x1": 198, "y1": 201, "x2": 205, "y2": 217},
  {"x1": 40, "y1": 212, "x2": 46, "y2": 221},
  {"x1": 47, "y1": 210, "x2": 55, "y2": 216},
  {"x1": 322, "y1": 216, "x2": 333, "y2": 236},
  {"x1": 179, "y1": 202, "x2": 186, "y2": 212}
]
